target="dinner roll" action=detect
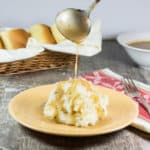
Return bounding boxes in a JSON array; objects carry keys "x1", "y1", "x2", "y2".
[
  {"x1": 29, "y1": 24, "x2": 56, "y2": 44},
  {"x1": 0, "y1": 37, "x2": 4, "y2": 49},
  {"x1": 0, "y1": 29, "x2": 30, "y2": 50},
  {"x1": 51, "y1": 24, "x2": 66, "y2": 43}
]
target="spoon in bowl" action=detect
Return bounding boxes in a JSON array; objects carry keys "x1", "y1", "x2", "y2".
[{"x1": 55, "y1": 0, "x2": 101, "y2": 43}]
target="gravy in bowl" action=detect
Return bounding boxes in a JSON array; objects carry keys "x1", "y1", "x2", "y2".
[{"x1": 128, "y1": 41, "x2": 150, "y2": 50}]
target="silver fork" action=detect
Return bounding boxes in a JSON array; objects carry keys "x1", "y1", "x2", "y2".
[{"x1": 122, "y1": 75, "x2": 150, "y2": 114}]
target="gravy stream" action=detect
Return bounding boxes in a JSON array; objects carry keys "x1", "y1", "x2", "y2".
[{"x1": 74, "y1": 44, "x2": 79, "y2": 78}]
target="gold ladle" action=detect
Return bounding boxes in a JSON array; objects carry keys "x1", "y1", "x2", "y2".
[{"x1": 55, "y1": 0, "x2": 101, "y2": 43}]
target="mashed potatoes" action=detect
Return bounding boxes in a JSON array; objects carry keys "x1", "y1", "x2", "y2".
[{"x1": 44, "y1": 78, "x2": 109, "y2": 127}]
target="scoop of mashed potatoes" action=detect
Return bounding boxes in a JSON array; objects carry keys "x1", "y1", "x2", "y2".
[{"x1": 44, "y1": 78, "x2": 109, "y2": 127}]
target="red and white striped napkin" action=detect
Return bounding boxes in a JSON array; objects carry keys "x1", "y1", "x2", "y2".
[{"x1": 82, "y1": 68, "x2": 150, "y2": 133}]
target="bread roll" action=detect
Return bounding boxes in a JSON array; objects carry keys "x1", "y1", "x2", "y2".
[
  {"x1": 0, "y1": 37, "x2": 4, "y2": 49},
  {"x1": 0, "y1": 29, "x2": 30, "y2": 50},
  {"x1": 51, "y1": 24, "x2": 66, "y2": 43},
  {"x1": 29, "y1": 24, "x2": 56, "y2": 44}
]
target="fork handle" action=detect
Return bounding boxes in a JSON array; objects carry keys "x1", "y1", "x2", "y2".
[{"x1": 138, "y1": 96, "x2": 150, "y2": 114}]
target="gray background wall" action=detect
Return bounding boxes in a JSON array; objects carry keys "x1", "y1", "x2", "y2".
[{"x1": 0, "y1": 0, "x2": 150, "y2": 39}]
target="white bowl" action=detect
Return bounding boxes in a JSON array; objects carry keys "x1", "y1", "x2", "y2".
[{"x1": 117, "y1": 32, "x2": 150, "y2": 69}]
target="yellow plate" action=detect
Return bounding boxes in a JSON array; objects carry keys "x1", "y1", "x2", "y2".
[{"x1": 8, "y1": 84, "x2": 138, "y2": 137}]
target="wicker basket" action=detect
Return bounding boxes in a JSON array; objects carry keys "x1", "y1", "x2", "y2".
[{"x1": 0, "y1": 50, "x2": 75, "y2": 75}]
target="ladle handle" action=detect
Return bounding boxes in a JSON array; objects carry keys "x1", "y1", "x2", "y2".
[{"x1": 86, "y1": 0, "x2": 101, "y2": 16}]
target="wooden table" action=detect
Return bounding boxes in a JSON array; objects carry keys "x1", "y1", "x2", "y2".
[{"x1": 0, "y1": 40, "x2": 150, "y2": 150}]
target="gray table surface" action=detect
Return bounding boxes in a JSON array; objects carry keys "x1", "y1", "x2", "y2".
[{"x1": 0, "y1": 40, "x2": 150, "y2": 150}]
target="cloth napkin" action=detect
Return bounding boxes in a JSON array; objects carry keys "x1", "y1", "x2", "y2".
[
  {"x1": 0, "y1": 41, "x2": 44, "y2": 63},
  {"x1": 82, "y1": 68, "x2": 150, "y2": 133}
]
